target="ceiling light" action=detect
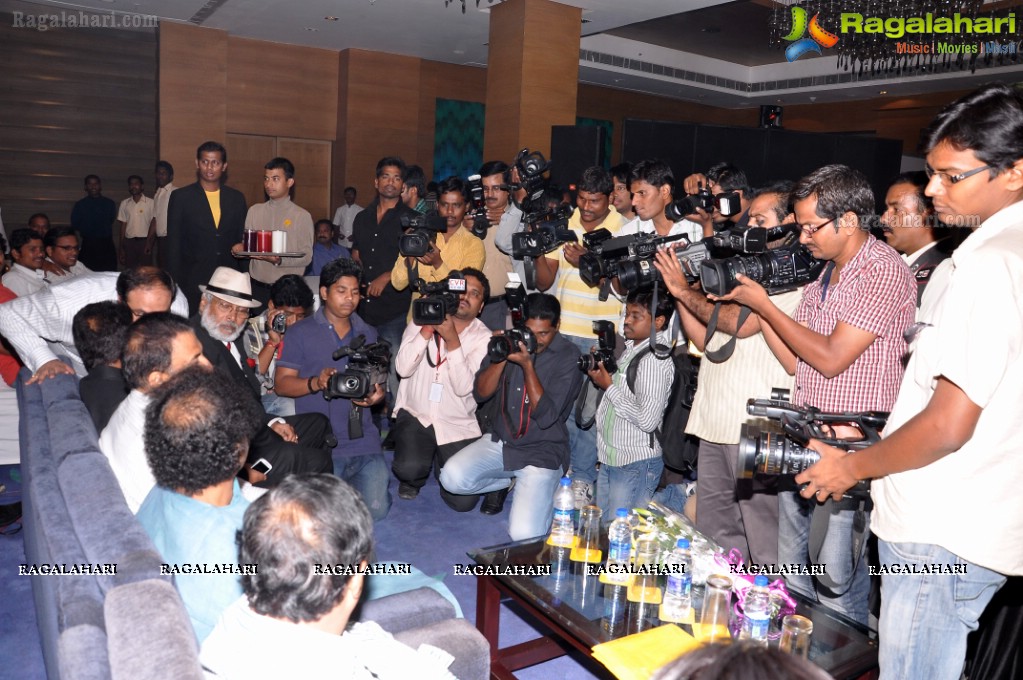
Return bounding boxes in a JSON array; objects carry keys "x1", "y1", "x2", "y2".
[
  {"x1": 879, "y1": 90, "x2": 888, "y2": 95},
  {"x1": 304, "y1": 27, "x2": 318, "y2": 31},
  {"x1": 324, "y1": 16, "x2": 338, "y2": 21}
]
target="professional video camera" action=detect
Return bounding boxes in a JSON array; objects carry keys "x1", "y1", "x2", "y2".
[
  {"x1": 323, "y1": 335, "x2": 391, "y2": 401},
  {"x1": 577, "y1": 229, "x2": 689, "y2": 288},
  {"x1": 699, "y1": 243, "x2": 825, "y2": 297},
  {"x1": 736, "y1": 389, "x2": 888, "y2": 498},
  {"x1": 398, "y1": 210, "x2": 447, "y2": 257},
  {"x1": 665, "y1": 185, "x2": 741, "y2": 222},
  {"x1": 411, "y1": 273, "x2": 467, "y2": 326},
  {"x1": 708, "y1": 223, "x2": 799, "y2": 256},
  {"x1": 577, "y1": 320, "x2": 617, "y2": 374},
  {"x1": 616, "y1": 239, "x2": 710, "y2": 293},
  {"x1": 511, "y1": 204, "x2": 576, "y2": 260},
  {"x1": 487, "y1": 282, "x2": 535, "y2": 362},
  {"x1": 466, "y1": 174, "x2": 490, "y2": 239},
  {"x1": 512, "y1": 148, "x2": 551, "y2": 217}
]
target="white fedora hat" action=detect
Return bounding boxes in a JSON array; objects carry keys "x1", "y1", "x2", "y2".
[{"x1": 198, "y1": 267, "x2": 262, "y2": 309}]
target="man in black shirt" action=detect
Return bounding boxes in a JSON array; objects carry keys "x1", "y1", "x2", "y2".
[
  {"x1": 439, "y1": 293, "x2": 583, "y2": 541},
  {"x1": 70, "y1": 174, "x2": 118, "y2": 271},
  {"x1": 350, "y1": 156, "x2": 419, "y2": 399}
]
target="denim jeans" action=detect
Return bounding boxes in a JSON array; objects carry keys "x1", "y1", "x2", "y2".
[
  {"x1": 439, "y1": 436, "x2": 564, "y2": 541},
  {"x1": 778, "y1": 490, "x2": 871, "y2": 624},
  {"x1": 335, "y1": 453, "x2": 392, "y2": 521},
  {"x1": 565, "y1": 334, "x2": 598, "y2": 486},
  {"x1": 261, "y1": 392, "x2": 295, "y2": 418},
  {"x1": 596, "y1": 456, "x2": 663, "y2": 520},
  {"x1": 878, "y1": 540, "x2": 1005, "y2": 680},
  {"x1": 373, "y1": 315, "x2": 407, "y2": 403}
]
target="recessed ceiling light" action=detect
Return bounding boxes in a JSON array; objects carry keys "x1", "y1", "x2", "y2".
[
  {"x1": 879, "y1": 90, "x2": 888, "y2": 94},
  {"x1": 324, "y1": 16, "x2": 338, "y2": 21},
  {"x1": 304, "y1": 27, "x2": 318, "y2": 31}
]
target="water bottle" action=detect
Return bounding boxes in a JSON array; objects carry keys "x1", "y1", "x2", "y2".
[
  {"x1": 739, "y1": 575, "x2": 771, "y2": 645},
  {"x1": 606, "y1": 508, "x2": 632, "y2": 584},
  {"x1": 550, "y1": 476, "x2": 575, "y2": 547},
  {"x1": 661, "y1": 538, "x2": 692, "y2": 623}
]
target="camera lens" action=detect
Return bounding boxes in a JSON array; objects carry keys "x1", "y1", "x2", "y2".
[{"x1": 577, "y1": 354, "x2": 596, "y2": 372}]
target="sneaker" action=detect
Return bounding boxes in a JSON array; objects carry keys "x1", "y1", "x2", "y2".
[
  {"x1": 397, "y1": 483, "x2": 419, "y2": 500},
  {"x1": 571, "y1": 479, "x2": 593, "y2": 509}
]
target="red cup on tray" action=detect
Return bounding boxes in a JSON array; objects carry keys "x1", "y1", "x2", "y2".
[{"x1": 256, "y1": 230, "x2": 272, "y2": 253}]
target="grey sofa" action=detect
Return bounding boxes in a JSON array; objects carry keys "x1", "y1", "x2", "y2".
[{"x1": 18, "y1": 371, "x2": 488, "y2": 680}]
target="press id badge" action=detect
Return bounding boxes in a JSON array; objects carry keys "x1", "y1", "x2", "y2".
[{"x1": 429, "y1": 382, "x2": 444, "y2": 402}]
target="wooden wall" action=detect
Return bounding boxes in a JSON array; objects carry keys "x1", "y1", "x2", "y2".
[{"x1": 0, "y1": 0, "x2": 157, "y2": 230}]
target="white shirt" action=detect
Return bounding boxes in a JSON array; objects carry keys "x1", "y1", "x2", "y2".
[
  {"x1": 625, "y1": 216, "x2": 704, "y2": 243},
  {"x1": 2, "y1": 263, "x2": 48, "y2": 297},
  {"x1": 872, "y1": 201, "x2": 1023, "y2": 575},
  {"x1": 153, "y1": 182, "x2": 177, "y2": 238},
  {"x1": 332, "y1": 202, "x2": 363, "y2": 248},
  {"x1": 118, "y1": 195, "x2": 156, "y2": 239},
  {"x1": 99, "y1": 390, "x2": 154, "y2": 513},
  {"x1": 0, "y1": 271, "x2": 190, "y2": 374},
  {"x1": 45, "y1": 259, "x2": 92, "y2": 281}
]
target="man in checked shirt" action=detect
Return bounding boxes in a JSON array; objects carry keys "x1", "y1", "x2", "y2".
[{"x1": 716, "y1": 164, "x2": 916, "y2": 624}]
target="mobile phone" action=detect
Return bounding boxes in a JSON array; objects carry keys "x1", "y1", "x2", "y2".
[{"x1": 251, "y1": 458, "x2": 273, "y2": 474}]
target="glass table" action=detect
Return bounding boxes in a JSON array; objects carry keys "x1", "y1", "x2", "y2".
[{"x1": 469, "y1": 538, "x2": 878, "y2": 680}]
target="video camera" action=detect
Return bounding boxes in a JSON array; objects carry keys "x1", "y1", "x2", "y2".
[
  {"x1": 412, "y1": 273, "x2": 466, "y2": 326},
  {"x1": 578, "y1": 228, "x2": 709, "y2": 293},
  {"x1": 737, "y1": 389, "x2": 888, "y2": 498},
  {"x1": 466, "y1": 174, "x2": 490, "y2": 239},
  {"x1": 577, "y1": 320, "x2": 617, "y2": 374},
  {"x1": 708, "y1": 223, "x2": 799, "y2": 256},
  {"x1": 700, "y1": 243, "x2": 825, "y2": 297},
  {"x1": 324, "y1": 335, "x2": 391, "y2": 401},
  {"x1": 399, "y1": 210, "x2": 447, "y2": 258},
  {"x1": 511, "y1": 204, "x2": 576, "y2": 260},
  {"x1": 665, "y1": 185, "x2": 741, "y2": 222}
]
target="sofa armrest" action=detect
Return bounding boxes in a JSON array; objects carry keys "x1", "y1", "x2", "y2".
[
  {"x1": 356, "y1": 586, "x2": 456, "y2": 634},
  {"x1": 394, "y1": 618, "x2": 490, "y2": 680}
]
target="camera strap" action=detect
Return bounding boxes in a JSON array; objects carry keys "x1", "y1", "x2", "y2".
[
  {"x1": 702, "y1": 303, "x2": 752, "y2": 363},
  {"x1": 523, "y1": 256, "x2": 538, "y2": 291},
  {"x1": 808, "y1": 494, "x2": 873, "y2": 597},
  {"x1": 348, "y1": 405, "x2": 364, "y2": 440},
  {"x1": 499, "y1": 371, "x2": 532, "y2": 439},
  {"x1": 647, "y1": 281, "x2": 675, "y2": 360}
]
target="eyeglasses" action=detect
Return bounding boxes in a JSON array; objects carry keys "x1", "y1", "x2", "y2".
[
  {"x1": 211, "y1": 297, "x2": 250, "y2": 319},
  {"x1": 800, "y1": 217, "x2": 836, "y2": 237},
  {"x1": 924, "y1": 164, "x2": 992, "y2": 186}
]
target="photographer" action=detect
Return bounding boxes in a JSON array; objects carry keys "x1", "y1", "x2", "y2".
[
  {"x1": 713, "y1": 165, "x2": 916, "y2": 624},
  {"x1": 532, "y1": 166, "x2": 626, "y2": 506},
  {"x1": 627, "y1": 160, "x2": 703, "y2": 243},
  {"x1": 587, "y1": 289, "x2": 674, "y2": 518},
  {"x1": 797, "y1": 84, "x2": 1023, "y2": 679},
  {"x1": 391, "y1": 269, "x2": 491, "y2": 507},
  {"x1": 440, "y1": 293, "x2": 583, "y2": 540},
  {"x1": 274, "y1": 257, "x2": 391, "y2": 520},
  {"x1": 654, "y1": 182, "x2": 800, "y2": 566},
  {"x1": 479, "y1": 160, "x2": 523, "y2": 330},
  {"x1": 242, "y1": 274, "x2": 313, "y2": 417},
  {"x1": 611, "y1": 162, "x2": 636, "y2": 223},
  {"x1": 389, "y1": 176, "x2": 485, "y2": 309},
  {"x1": 682, "y1": 162, "x2": 753, "y2": 238}
]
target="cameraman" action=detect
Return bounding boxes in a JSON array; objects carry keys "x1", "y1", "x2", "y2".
[
  {"x1": 479, "y1": 160, "x2": 523, "y2": 330},
  {"x1": 682, "y1": 162, "x2": 752, "y2": 237},
  {"x1": 274, "y1": 257, "x2": 391, "y2": 520},
  {"x1": 654, "y1": 182, "x2": 800, "y2": 567},
  {"x1": 242, "y1": 274, "x2": 313, "y2": 417},
  {"x1": 627, "y1": 160, "x2": 703, "y2": 243},
  {"x1": 798, "y1": 84, "x2": 1023, "y2": 679},
  {"x1": 391, "y1": 268, "x2": 491, "y2": 506},
  {"x1": 389, "y1": 176, "x2": 485, "y2": 310},
  {"x1": 586, "y1": 289, "x2": 674, "y2": 518},
  {"x1": 713, "y1": 165, "x2": 916, "y2": 624},
  {"x1": 532, "y1": 165, "x2": 626, "y2": 506},
  {"x1": 440, "y1": 293, "x2": 583, "y2": 541}
]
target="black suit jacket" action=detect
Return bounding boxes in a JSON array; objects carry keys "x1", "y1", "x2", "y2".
[
  {"x1": 166, "y1": 182, "x2": 248, "y2": 313},
  {"x1": 190, "y1": 316, "x2": 262, "y2": 399},
  {"x1": 909, "y1": 238, "x2": 954, "y2": 306}
]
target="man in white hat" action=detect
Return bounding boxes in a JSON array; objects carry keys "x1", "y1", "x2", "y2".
[{"x1": 190, "y1": 266, "x2": 334, "y2": 486}]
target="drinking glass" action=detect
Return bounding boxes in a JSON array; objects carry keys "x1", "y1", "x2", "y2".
[
  {"x1": 780, "y1": 614, "x2": 813, "y2": 658},
  {"x1": 698, "y1": 574, "x2": 733, "y2": 642}
]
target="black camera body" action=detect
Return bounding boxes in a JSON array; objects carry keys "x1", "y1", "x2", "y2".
[
  {"x1": 577, "y1": 320, "x2": 617, "y2": 374},
  {"x1": 708, "y1": 223, "x2": 800, "y2": 256},
  {"x1": 412, "y1": 274, "x2": 467, "y2": 326},
  {"x1": 700, "y1": 243, "x2": 825, "y2": 297},
  {"x1": 665, "y1": 187, "x2": 741, "y2": 222},
  {"x1": 513, "y1": 148, "x2": 551, "y2": 217},
  {"x1": 466, "y1": 174, "x2": 490, "y2": 239},
  {"x1": 578, "y1": 228, "x2": 694, "y2": 287},
  {"x1": 323, "y1": 336, "x2": 391, "y2": 401},
  {"x1": 270, "y1": 311, "x2": 287, "y2": 335},
  {"x1": 487, "y1": 327, "x2": 537, "y2": 363},
  {"x1": 737, "y1": 390, "x2": 888, "y2": 498},
  {"x1": 399, "y1": 210, "x2": 447, "y2": 257},
  {"x1": 511, "y1": 205, "x2": 576, "y2": 260},
  {"x1": 616, "y1": 239, "x2": 710, "y2": 292}
]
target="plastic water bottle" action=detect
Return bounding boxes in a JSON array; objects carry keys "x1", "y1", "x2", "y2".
[
  {"x1": 739, "y1": 574, "x2": 771, "y2": 645},
  {"x1": 550, "y1": 476, "x2": 575, "y2": 546},
  {"x1": 606, "y1": 508, "x2": 632, "y2": 584},
  {"x1": 661, "y1": 538, "x2": 692, "y2": 622}
]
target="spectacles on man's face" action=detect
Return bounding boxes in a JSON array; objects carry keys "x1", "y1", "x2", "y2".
[
  {"x1": 924, "y1": 163, "x2": 992, "y2": 186},
  {"x1": 800, "y1": 216, "x2": 837, "y2": 237}
]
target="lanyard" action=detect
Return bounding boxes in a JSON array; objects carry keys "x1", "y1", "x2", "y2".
[{"x1": 425, "y1": 333, "x2": 447, "y2": 368}]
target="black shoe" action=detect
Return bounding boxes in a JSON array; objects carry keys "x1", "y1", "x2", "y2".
[
  {"x1": 381, "y1": 430, "x2": 396, "y2": 451},
  {"x1": 480, "y1": 488, "x2": 509, "y2": 515},
  {"x1": 398, "y1": 482, "x2": 419, "y2": 500},
  {"x1": 0, "y1": 502, "x2": 22, "y2": 535}
]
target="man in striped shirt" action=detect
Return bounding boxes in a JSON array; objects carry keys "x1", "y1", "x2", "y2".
[{"x1": 587, "y1": 289, "x2": 675, "y2": 519}]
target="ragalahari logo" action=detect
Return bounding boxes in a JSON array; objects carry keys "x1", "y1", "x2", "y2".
[{"x1": 782, "y1": 6, "x2": 840, "y2": 61}]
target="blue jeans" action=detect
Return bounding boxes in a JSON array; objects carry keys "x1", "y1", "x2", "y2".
[
  {"x1": 565, "y1": 334, "x2": 598, "y2": 486},
  {"x1": 335, "y1": 453, "x2": 392, "y2": 521},
  {"x1": 261, "y1": 392, "x2": 295, "y2": 417},
  {"x1": 439, "y1": 436, "x2": 563, "y2": 542},
  {"x1": 374, "y1": 315, "x2": 406, "y2": 403},
  {"x1": 596, "y1": 456, "x2": 663, "y2": 519},
  {"x1": 878, "y1": 540, "x2": 1005, "y2": 680},
  {"x1": 778, "y1": 491, "x2": 870, "y2": 624}
]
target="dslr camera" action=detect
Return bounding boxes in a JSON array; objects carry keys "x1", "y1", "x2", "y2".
[
  {"x1": 466, "y1": 174, "x2": 490, "y2": 239},
  {"x1": 700, "y1": 243, "x2": 825, "y2": 297},
  {"x1": 323, "y1": 336, "x2": 391, "y2": 401},
  {"x1": 737, "y1": 389, "x2": 888, "y2": 499},
  {"x1": 577, "y1": 320, "x2": 617, "y2": 374},
  {"x1": 412, "y1": 273, "x2": 466, "y2": 326},
  {"x1": 399, "y1": 210, "x2": 447, "y2": 258},
  {"x1": 665, "y1": 185, "x2": 742, "y2": 222},
  {"x1": 486, "y1": 283, "x2": 535, "y2": 362}
]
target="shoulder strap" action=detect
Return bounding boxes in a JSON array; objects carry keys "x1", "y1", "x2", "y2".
[
  {"x1": 702, "y1": 303, "x2": 751, "y2": 363},
  {"x1": 624, "y1": 345, "x2": 659, "y2": 449}
]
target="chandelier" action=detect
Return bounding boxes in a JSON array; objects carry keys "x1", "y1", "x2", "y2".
[{"x1": 769, "y1": 0, "x2": 1022, "y2": 75}]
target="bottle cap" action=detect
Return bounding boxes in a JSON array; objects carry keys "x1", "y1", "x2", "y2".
[
  {"x1": 560, "y1": 476, "x2": 571, "y2": 486},
  {"x1": 676, "y1": 538, "x2": 690, "y2": 549},
  {"x1": 616, "y1": 508, "x2": 628, "y2": 518},
  {"x1": 754, "y1": 575, "x2": 769, "y2": 587}
]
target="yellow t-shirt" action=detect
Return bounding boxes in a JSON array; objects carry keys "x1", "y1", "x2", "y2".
[{"x1": 205, "y1": 190, "x2": 221, "y2": 228}]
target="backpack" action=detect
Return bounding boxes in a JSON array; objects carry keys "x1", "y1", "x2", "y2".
[{"x1": 625, "y1": 345, "x2": 701, "y2": 475}]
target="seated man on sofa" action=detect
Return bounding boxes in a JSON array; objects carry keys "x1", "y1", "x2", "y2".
[
  {"x1": 72, "y1": 301, "x2": 133, "y2": 432},
  {"x1": 137, "y1": 365, "x2": 264, "y2": 643},
  {"x1": 200, "y1": 474, "x2": 458, "y2": 679}
]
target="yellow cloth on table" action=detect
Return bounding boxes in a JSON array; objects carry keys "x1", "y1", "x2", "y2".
[{"x1": 591, "y1": 624, "x2": 702, "y2": 680}]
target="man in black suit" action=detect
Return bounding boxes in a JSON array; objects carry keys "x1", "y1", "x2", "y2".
[
  {"x1": 191, "y1": 267, "x2": 334, "y2": 486},
  {"x1": 166, "y1": 141, "x2": 248, "y2": 313}
]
